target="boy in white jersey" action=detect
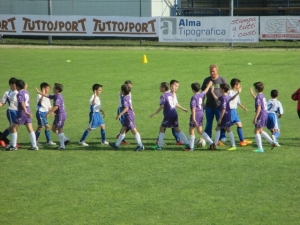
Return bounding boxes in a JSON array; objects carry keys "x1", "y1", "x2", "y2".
[
  {"x1": 78, "y1": 84, "x2": 109, "y2": 146},
  {"x1": 267, "y1": 90, "x2": 283, "y2": 143},
  {"x1": 35, "y1": 82, "x2": 56, "y2": 146},
  {"x1": 228, "y1": 78, "x2": 252, "y2": 147}
]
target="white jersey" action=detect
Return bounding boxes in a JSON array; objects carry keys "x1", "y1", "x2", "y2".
[
  {"x1": 36, "y1": 94, "x2": 52, "y2": 112},
  {"x1": 118, "y1": 92, "x2": 132, "y2": 108},
  {"x1": 267, "y1": 99, "x2": 283, "y2": 114},
  {"x1": 90, "y1": 94, "x2": 101, "y2": 112},
  {"x1": 228, "y1": 90, "x2": 240, "y2": 109},
  {"x1": 167, "y1": 91, "x2": 178, "y2": 105},
  {"x1": 0, "y1": 89, "x2": 18, "y2": 111}
]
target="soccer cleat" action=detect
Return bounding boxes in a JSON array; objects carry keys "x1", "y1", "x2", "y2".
[
  {"x1": 78, "y1": 141, "x2": 89, "y2": 146},
  {"x1": 121, "y1": 141, "x2": 129, "y2": 145},
  {"x1": 151, "y1": 145, "x2": 162, "y2": 150},
  {"x1": 55, "y1": 146, "x2": 65, "y2": 150},
  {"x1": 239, "y1": 141, "x2": 248, "y2": 147},
  {"x1": 47, "y1": 140, "x2": 56, "y2": 146},
  {"x1": 184, "y1": 146, "x2": 191, "y2": 152},
  {"x1": 271, "y1": 142, "x2": 280, "y2": 150},
  {"x1": 227, "y1": 146, "x2": 237, "y2": 151},
  {"x1": 176, "y1": 141, "x2": 183, "y2": 145},
  {"x1": 0, "y1": 140, "x2": 6, "y2": 147},
  {"x1": 209, "y1": 143, "x2": 217, "y2": 150},
  {"x1": 64, "y1": 139, "x2": 70, "y2": 146},
  {"x1": 254, "y1": 148, "x2": 264, "y2": 153},
  {"x1": 135, "y1": 145, "x2": 145, "y2": 151},
  {"x1": 109, "y1": 143, "x2": 119, "y2": 150},
  {"x1": 244, "y1": 139, "x2": 253, "y2": 144},
  {"x1": 4, "y1": 145, "x2": 18, "y2": 151},
  {"x1": 218, "y1": 141, "x2": 225, "y2": 146},
  {"x1": 28, "y1": 146, "x2": 39, "y2": 150},
  {"x1": 16, "y1": 143, "x2": 22, "y2": 148},
  {"x1": 101, "y1": 141, "x2": 109, "y2": 145}
]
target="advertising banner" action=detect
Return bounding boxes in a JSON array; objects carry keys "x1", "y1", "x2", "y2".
[
  {"x1": 260, "y1": 16, "x2": 300, "y2": 40},
  {"x1": 0, "y1": 15, "x2": 158, "y2": 37},
  {"x1": 158, "y1": 16, "x2": 259, "y2": 43}
]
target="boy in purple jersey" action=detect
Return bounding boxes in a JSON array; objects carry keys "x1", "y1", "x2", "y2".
[
  {"x1": 36, "y1": 83, "x2": 70, "y2": 150},
  {"x1": 186, "y1": 81, "x2": 214, "y2": 151},
  {"x1": 250, "y1": 82, "x2": 280, "y2": 153},
  {"x1": 150, "y1": 82, "x2": 189, "y2": 150},
  {"x1": 210, "y1": 83, "x2": 240, "y2": 151},
  {"x1": 110, "y1": 84, "x2": 144, "y2": 151},
  {"x1": 4, "y1": 79, "x2": 38, "y2": 151}
]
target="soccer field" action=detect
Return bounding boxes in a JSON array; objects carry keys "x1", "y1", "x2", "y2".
[{"x1": 0, "y1": 46, "x2": 299, "y2": 225}]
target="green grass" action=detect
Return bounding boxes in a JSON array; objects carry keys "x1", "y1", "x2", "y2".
[{"x1": 0, "y1": 47, "x2": 300, "y2": 225}]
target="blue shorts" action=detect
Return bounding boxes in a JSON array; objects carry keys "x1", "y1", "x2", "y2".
[
  {"x1": 89, "y1": 112, "x2": 104, "y2": 129},
  {"x1": 117, "y1": 107, "x2": 125, "y2": 125},
  {"x1": 6, "y1": 109, "x2": 17, "y2": 125},
  {"x1": 36, "y1": 110, "x2": 49, "y2": 126},
  {"x1": 231, "y1": 109, "x2": 241, "y2": 124},
  {"x1": 267, "y1": 113, "x2": 280, "y2": 130}
]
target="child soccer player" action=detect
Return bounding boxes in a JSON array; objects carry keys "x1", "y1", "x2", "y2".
[
  {"x1": 210, "y1": 83, "x2": 239, "y2": 151},
  {"x1": 36, "y1": 83, "x2": 70, "y2": 150},
  {"x1": 291, "y1": 88, "x2": 300, "y2": 119},
  {"x1": 4, "y1": 79, "x2": 38, "y2": 150},
  {"x1": 250, "y1": 82, "x2": 280, "y2": 153},
  {"x1": 187, "y1": 81, "x2": 214, "y2": 151},
  {"x1": 35, "y1": 82, "x2": 56, "y2": 146},
  {"x1": 267, "y1": 90, "x2": 283, "y2": 143},
  {"x1": 110, "y1": 84, "x2": 144, "y2": 151},
  {"x1": 78, "y1": 84, "x2": 109, "y2": 146},
  {"x1": 150, "y1": 82, "x2": 189, "y2": 150},
  {"x1": 228, "y1": 78, "x2": 252, "y2": 147}
]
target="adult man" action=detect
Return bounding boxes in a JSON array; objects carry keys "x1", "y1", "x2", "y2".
[{"x1": 201, "y1": 64, "x2": 226, "y2": 143}]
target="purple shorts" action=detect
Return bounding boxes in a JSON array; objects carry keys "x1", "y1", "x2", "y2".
[
  {"x1": 123, "y1": 114, "x2": 136, "y2": 130},
  {"x1": 53, "y1": 113, "x2": 66, "y2": 129},
  {"x1": 189, "y1": 112, "x2": 203, "y2": 128},
  {"x1": 255, "y1": 113, "x2": 267, "y2": 128},
  {"x1": 15, "y1": 111, "x2": 32, "y2": 125},
  {"x1": 161, "y1": 116, "x2": 179, "y2": 128}
]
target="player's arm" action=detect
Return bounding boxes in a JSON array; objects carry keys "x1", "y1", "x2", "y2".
[
  {"x1": 150, "y1": 105, "x2": 164, "y2": 118},
  {"x1": 116, "y1": 107, "x2": 128, "y2": 120},
  {"x1": 21, "y1": 101, "x2": 32, "y2": 118},
  {"x1": 176, "y1": 103, "x2": 188, "y2": 113},
  {"x1": 100, "y1": 109, "x2": 105, "y2": 118},
  {"x1": 202, "y1": 81, "x2": 213, "y2": 94},
  {"x1": 218, "y1": 108, "x2": 225, "y2": 125},
  {"x1": 250, "y1": 87, "x2": 256, "y2": 99},
  {"x1": 191, "y1": 107, "x2": 197, "y2": 125},
  {"x1": 253, "y1": 105, "x2": 261, "y2": 124},
  {"x1": 230, "y1": 90, "x2": 240, "y2": 101},
  {"x1": 35, "y1": 87, "x2": 49, "y2": 98},
  {"x1": 47, "y1": 105, "x2": 58, "y2": 117},
  {"x1": 210, "y1": 85, "x2": 218, "y2": 100},
  {"x1": 0, "y1": 93, "x2": 7, "y2": 107},
  {"x1": 238, "y1": 103, "x2": 248, "y2": 112}
]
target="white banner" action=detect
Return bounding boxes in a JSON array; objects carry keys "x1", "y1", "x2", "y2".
[
  {"x1": 158, "y1": 16, "x2": 259, "y2": 43},
  {"x1": 260, "y1": 16, "x2": 300, "y2": 40},
  {"x1": 0, "y1": 15, "x2": 158, "y2": 37}
]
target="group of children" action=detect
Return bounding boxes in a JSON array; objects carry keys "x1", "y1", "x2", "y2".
[{"x1": 0, "y1": 77, "x2": 284, "y2": 153}]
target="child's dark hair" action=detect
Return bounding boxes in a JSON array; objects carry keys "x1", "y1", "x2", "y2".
[
  {"x1": 271, "y1": 89, "x2": 278, "y2": 98},
  {"x1": 124, "y1": 80, "x2": 132, "y2": 85},
  {"x1": 40, "y1": 82, "x2": 50, "y2": 90},
  {"x1": 253, "y1": 82, "x2": 264, "y2": 92},
  {"x1": 160, "y1": 82, "x2": 169, "y2": 91},
  {"x1": 170, "y1": 80, "x2": 179, "y2": 86},
  {"x1": 54, "y1": 83, "x2": 63, "y2": 93},
  {"x1": 9, "y1": 77, "x2": 18, "y2": 85},
  {"x1": 121, "y1": 84, "x2": 131, "y2": 95},
  {"x1": 16, "y1": 79, "x2": 25, "y2": 89},
  {"x1": 220, "y1": 83, "x2": 230, "y2": 92},
  {"x1": 92, "y1": 83, "x2": 102, "y2": 91},
  {"x1": 230, "y1": 78, "x2": 241, "y2": 88},
  {"x1": 191, "y1": 82, "x2": 200, "y2": 92}
]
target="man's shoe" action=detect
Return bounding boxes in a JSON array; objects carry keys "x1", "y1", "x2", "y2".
[
  {"x1": 240, "y1": 141, "x2": 248, "y2": 147},
  {"x1": 55, "y1": 146, "x2": 65, "y2": 150},
  {"x1": 254, "y1": 148, "x2": 264, "y2": 153},
  {"x1": 218, "y1": 141, "x2": 225, "y2": 146},
  {"x1": 227, "y1": 146, "x2": 237, "y2": 151},
  {"x1": 5, "y1": 146, "x2": 18, "y2": 151},
  {"x1": 109, "y1": 143, "x2": 119, "y2": 150},
  {"x1": 176, "y1": 141, "x2": 183, "y2": 145},
  {"x1": 101, "y1": 141, "x2": 109, "y2": 145},
  {"x1": 78, "y1": 141, "x2": 89, "y2": 146},
  {"x1": 121, "y1": 141, "x2": 129, "y2": 145},
  {"x1": 271, "y1": 142, "x2": 280, "y2": 150},
  {"x1": 64, "y1": 139, "x2": 70, "y2": 146},
  {"x1": 244, "y1": 139, "x2": 253, "y2": 144},
  {"x1": 47, "y1": 141, "x2": 56, "y2": 146},
  {"x1": 28, "y1": 146, "x2": 39, "y2": 150},
  {"x1": 209, "y1": 144, "x2": 217, "y2": 150},
  {"x1": 135, "y1": 145, "x2": 145, "y2": 151}
]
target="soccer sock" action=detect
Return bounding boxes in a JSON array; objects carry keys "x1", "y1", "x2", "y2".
[
  {"x1": 214, "y1": 130, "x2": 221, "y2": 145},
  {"x1": 116, "y1": 134, "x2": 125, "y2": 147},
  {"x1": 35, "y1": 130, "x2": 40, "y2": 141},
  {"x1": 189, "y1": 135, "x2": 195, "y2": 149},
  {"x1": 261, "y1": 131, "x2": 273, "y2": 144},
  {"x1": 255, "y1": 134, "x2": 263, "y2": 149},
  {"x1": 158, "y1": 132, "x2": 165, "y2": 147},
  {"x1": 59, "y1": 133, "x2": 65, "y2": 148},
  {"x1": 202, "y1": 132, "x2": 213, "y2": 145},
  {"x1": 134, "y1": 132, "x2": 142, "y2": 146},
  {"x1": 178, "y1": 131, "x2": 189, "y2": 145},
  {"x1": 45, "y1": 130, "x2": 51, "y2": 143},
  {"x1": 3, "y1": 128, "x2": 10, "y2": 137},
  {"x1": 228, "y1": 131, "x2": 236, "y2": 147},
  {"x1": 80, "y1": 130, "x2": 90, "y2": 142},
  {"x1": 29, "y1": 131, "x2": 37, "y2": 148},
  {"x1": 100, "y1": 128, "x2": 106, "y2": 143},
  {"x1": 237, "y1": 127, "x2": 244, "y2": 142},
  {"x1": 172, "y1": 128, "x2": 181, "y2": 142},
  {"x1": 11, "y1": 132, "x2": 17, "y2": 147}
]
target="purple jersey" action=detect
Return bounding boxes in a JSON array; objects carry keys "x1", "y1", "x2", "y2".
[
  {"x1": 189, "y1": 92, "x2": 205, "y2": 127},
  {"x1": 17, "y1": 89, "x2": 31, "y2": 114},
  {"x1": 160, "y1": 92, "x2": 177, "y2": 118},
  {"x1": 218, "y1": 94, "x2": 232, "y2": 127},
  {"x1": 122, "y1": 94, "x2": 135, "y2": 129},
  {"x1": 255, "y1": 93, "x2": 268, "y2": 128},
  {"x1": 49, "y1": 93, "x2": 66, "y2": 115}
]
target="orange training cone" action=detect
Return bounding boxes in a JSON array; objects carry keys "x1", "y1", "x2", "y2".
[{"x1": 142, "y1": 55, "x2": 148, "y2": 64}]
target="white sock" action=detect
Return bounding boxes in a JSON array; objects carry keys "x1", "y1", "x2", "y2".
[
  {"x1": 189, "y1": 135, "x2": 195, "y2": 149},
  {"x1": 29, "y1": 131, "x2": 37, "y2": 148},
  {"x1": 202, "y1": 132, "x2": 213, "y2": 145},
  {"x1": 11, "y1": 132, "x2": 17, "y2": 147},
  {"x1": 214, "y1": 130, "x2": 221, "y2": 145},
  {"x1": 59, "y1": 133, "x2": 65, "y2": 148},
  {"x1": 134, "y1": 133, "x2": 142, "y2": 146},
  {"x1": 179, "y1": 131, "x2": 189, "y2": 145},
  {"x1": 158, "y1": 132, "x2": 165, "y2": 147},
  {"x1": 255, "y1": 134, "x2": 263, "y2": 149},
  {"x1": 116, "y1": 134, "x2": 125, "y2": 147},
  {"x1": 228, "y1": 131, "x2": 235, "y2": 147},
  {"x1": 261, "y1": 131, "x2": 273, "y2": 144}
]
